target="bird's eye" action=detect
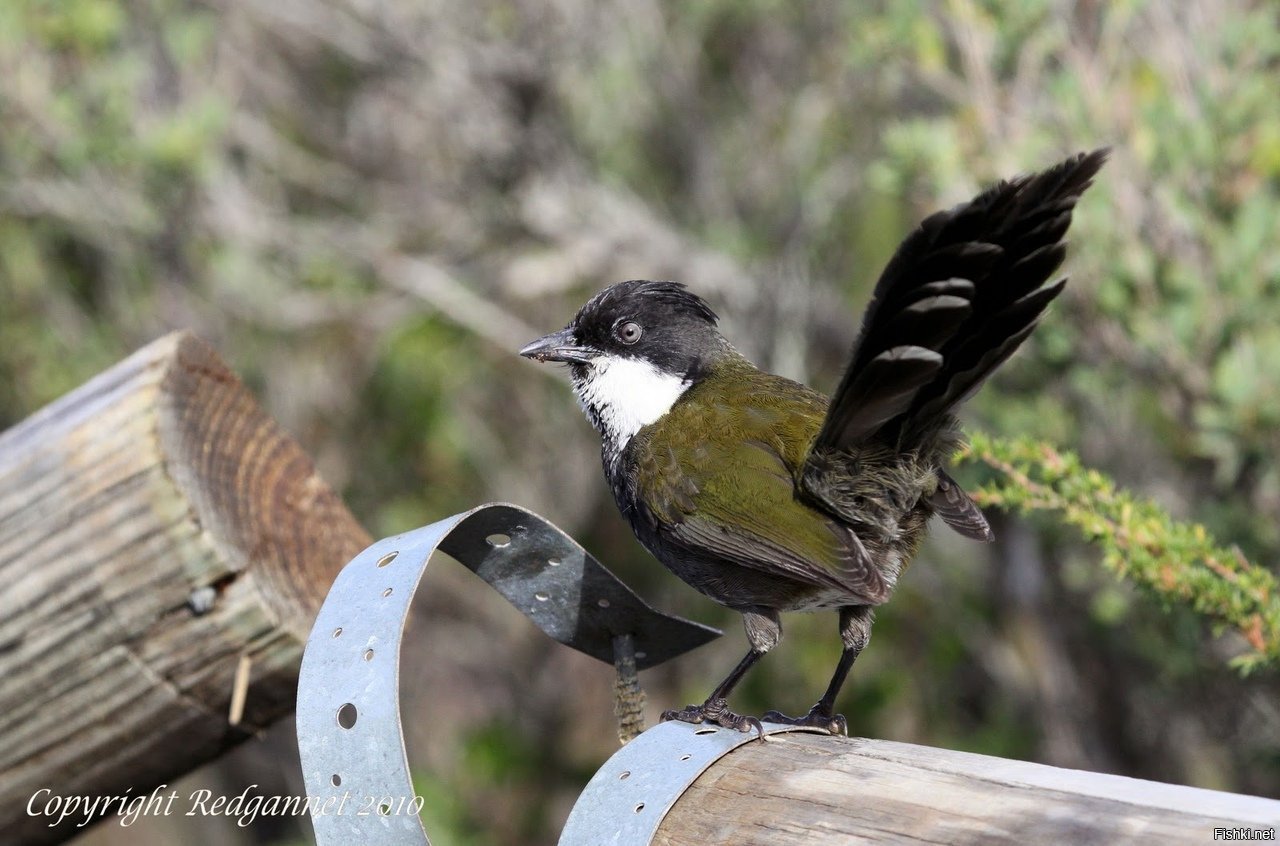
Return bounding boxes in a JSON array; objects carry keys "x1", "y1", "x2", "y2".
[{"x1": 616, "y1": 321, "x2": 643, "y2": 345}]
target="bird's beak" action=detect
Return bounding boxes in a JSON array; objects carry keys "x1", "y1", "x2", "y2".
[{"x1": 519, "y1": 328, "x2": 594, "y2": 364}]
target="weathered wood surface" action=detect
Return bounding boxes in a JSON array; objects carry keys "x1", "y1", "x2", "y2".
[
  {"x1": 656, "y1": 733, "x2": 1280, "y2": 845},
  {"x1": 0, "y1": 332, "x2": 370, "y2": 845}
]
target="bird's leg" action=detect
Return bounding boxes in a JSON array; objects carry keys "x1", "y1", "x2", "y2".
[
  {"x1": 764, "y1": 605, "x2": 873, "y2": 736},
  {"x1": 660, "y1": 648, "x2": 764, "y2": 733},
  {"x1": 661, "y1": 608, "x2": 778, "y2": 734}
]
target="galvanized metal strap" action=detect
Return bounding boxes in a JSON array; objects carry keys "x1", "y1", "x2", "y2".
[
  {"x1": 296, "y1": 502, "x2": 720, "y2": 845},
  {"x1": 559, "y1": 720, "x2": 827, "y2": 845}
]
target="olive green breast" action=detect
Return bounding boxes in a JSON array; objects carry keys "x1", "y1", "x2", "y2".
[{"x1": 626, "y1": 358, "x2": 884, "y2": 600}]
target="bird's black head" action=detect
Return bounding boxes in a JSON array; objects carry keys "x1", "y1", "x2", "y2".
[
  {"x1": 520, "y1": 279, "x2": 724, "y2": 380},
  {"x1": 520, "y1": 280, "x2": 730, "y2": 453}
]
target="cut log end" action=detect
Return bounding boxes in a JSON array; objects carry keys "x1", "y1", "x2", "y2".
[
  {"x1": 157, "y1": 332, "x2": 371, "y2": 634},
  {"x1": 0, "y1": 331, "x2": 370, "y2": 845}
]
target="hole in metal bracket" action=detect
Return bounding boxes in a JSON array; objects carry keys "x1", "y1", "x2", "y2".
[
  {"x1": 376, "y1": 551, "x2": 398, "y2": 568},
  {"x1": 485, "y1": 533, "x2": 511, "y2": 548},
  {"x1": 634, "y1": 802, "x2": 645, "y2": 813},
  {"x1": 694, "y1": 728, "x2": 717, "y2": 735},
  {"x1": 336, "y1": 703, "x2": 358, "y2": 729}
]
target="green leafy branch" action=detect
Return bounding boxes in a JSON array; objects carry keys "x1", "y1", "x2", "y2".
[{"x1": 956, "y1": 432, "x2": 1280, "y2": 674}]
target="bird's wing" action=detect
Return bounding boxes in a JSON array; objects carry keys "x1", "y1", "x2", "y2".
[{"x1": 632, "y1": 381, "x2": 889, "y2": 604}]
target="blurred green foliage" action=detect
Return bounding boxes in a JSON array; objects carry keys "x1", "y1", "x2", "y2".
[{"x1": 961, "y1": 432, "x2": 1280, "y2": 673}]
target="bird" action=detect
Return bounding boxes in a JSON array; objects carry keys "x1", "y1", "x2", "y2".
[{"x1": 519, "y1": 149, "x2": 1107, "y2": 735}]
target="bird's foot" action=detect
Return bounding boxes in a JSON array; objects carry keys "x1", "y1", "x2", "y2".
[
  {"x1": 761, "y1": 706, "x2": 848, "y2": 736},
  {"x1": 661, "y1": 697, "x2": 763, "y2": 736}
]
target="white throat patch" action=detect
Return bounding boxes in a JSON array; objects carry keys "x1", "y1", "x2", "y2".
[{"x1": 571, "y1": 354, "x2": 691, "y2": 454}]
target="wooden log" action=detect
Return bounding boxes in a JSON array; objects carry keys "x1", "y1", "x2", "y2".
[
  {"x1": 654, "y1": 733, "x2": 1280, "y2": 844},
  {"x1": 0, "y1": 332, "x2": 370, "y2": 845}
]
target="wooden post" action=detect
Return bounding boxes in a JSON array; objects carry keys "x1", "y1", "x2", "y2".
[
  {"x1": 653, "y1": 733, "x2": 1280, "y2": 844},
  {"x1": 0, "y1": 332, "x2": 370, "y2": 845}
]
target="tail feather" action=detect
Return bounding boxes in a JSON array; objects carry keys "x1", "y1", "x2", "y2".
[
  {"x1": 824, "y1": 345, "x2": 944, "y2": 444},
  {"x1": 912, "y1": 294, "x2": 1048, "y2": 420},
  {"x1": 813, "y1": 148, "x2": 1108, "y2": 454},
  {"x1": 929, "y1": 470, "x2": 994, "y2": 541},
  {"x1": 878, "y1": 295, "x2": 973, "y2": 357},
  {"x1": 1003, "y1": 243, "x2": 1068, "y2": 302}
]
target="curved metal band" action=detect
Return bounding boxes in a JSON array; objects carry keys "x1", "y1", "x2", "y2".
[
  {"x1": 296, "y1": 502, "x2": 719, "y2": 845},
  {"x1": 559, "y1": 720, "x2": 826, "y2": 845}
]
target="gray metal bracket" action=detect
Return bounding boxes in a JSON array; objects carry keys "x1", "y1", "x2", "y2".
[
  {"x1": 558, "y1": 720, "x2": 826, "y2": 845},
  {"x1": 296, "y1": 502, "x2": 720, "y2": 845}
]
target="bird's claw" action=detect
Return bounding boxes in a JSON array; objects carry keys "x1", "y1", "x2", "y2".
[
  {"x1": 660, "y1": 697, "x2": 764, "y2": 736},
  {"x1": 761, "y1": 707, "x2": 848, "y2": 736}
]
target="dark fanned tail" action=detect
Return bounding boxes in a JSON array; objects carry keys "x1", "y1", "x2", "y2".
[
  {"x1": 805, "y1": 149, "x2": 1106, "y2": 542},
  {"x1": 815, "y1": 148, "x2": 1108, "y2": 453}
]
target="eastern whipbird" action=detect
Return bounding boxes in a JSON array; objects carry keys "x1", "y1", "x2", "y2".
[{"x1": 521, "y1": 150, "x2": 1107, "y2": 735}]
